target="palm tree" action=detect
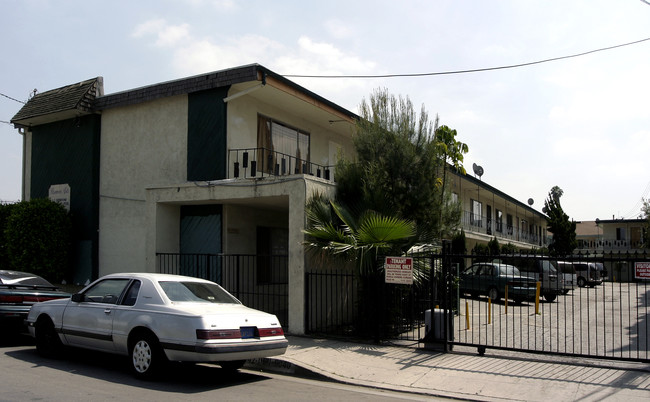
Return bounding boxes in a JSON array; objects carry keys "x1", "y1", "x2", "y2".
[{"x1": 303, "y1": 194, "x2": 421, "y2": 281}]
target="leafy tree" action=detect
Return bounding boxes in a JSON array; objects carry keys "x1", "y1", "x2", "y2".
[
  {"x1": 335, "y1": 88, "x2": 466, "y2": 241},
  {"x1": 642, "y1": 198, "x2": 650, "y2": 248},
  {"x1": 487, "y1": 237, "x2": 500, "y2": 256},
  {"x1": 500, "y1": 242, "x2": 519, "y2": 254},
  {"x1": 4, "y1": 198, "x2": 72, "y2": 282},
  {"x1": 435, "y1": 125, "x2": 469, "y2": 239},
  {"x1": 543, "y1": 186, "x2": 577, "y2": 256}
]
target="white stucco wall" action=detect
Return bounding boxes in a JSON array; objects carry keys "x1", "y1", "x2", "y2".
[{"x1": 99, "y1": 95, "x2": 188, "y2": 275}]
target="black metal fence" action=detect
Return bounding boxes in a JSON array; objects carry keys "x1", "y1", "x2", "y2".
[
  {"x1": 306, "y1": 256, "x2": 438, "y2": 342},
  {"x1": 156, "y1": 253, "x2": 288, "y2": 327},
  {"x1": 306, "y1": 249, "x2": 650, "y2": 363}
]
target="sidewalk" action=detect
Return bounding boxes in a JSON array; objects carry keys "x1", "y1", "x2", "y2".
[{"x1": 248, "y1": 336, "x2": 650, "y2": 401}]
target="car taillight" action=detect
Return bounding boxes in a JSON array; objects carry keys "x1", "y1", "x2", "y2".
[
  {"x1": 196, "y1": 329, "x2": 241, "y2": 340},
  {"x1": 258, "y1": 328, "x2": 284, "y2": 337},
  {"x1": 0, "y1": 295, "x2": 23, "y2": 303}
]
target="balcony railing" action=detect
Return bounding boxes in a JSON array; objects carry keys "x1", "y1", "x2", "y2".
[
  {"x1": 228, "y1": 148, "x2": 335, "y2": 181},
  {"x1": 460, "y1": 210, "x2": 549, "y2": 247},
  {"x1": 577, "y1": 238, "x2": 647, "y2": 252}
]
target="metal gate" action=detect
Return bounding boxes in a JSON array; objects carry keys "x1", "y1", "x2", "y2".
[{"x1": 435, "y1": 244, "x2": 650, "y2": 363}]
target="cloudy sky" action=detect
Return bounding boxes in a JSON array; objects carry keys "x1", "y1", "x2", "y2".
[{"x1": 1, "y1": 0, "x2": 649, "y2": 221}]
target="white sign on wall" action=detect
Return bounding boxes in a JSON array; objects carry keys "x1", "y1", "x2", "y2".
[
  {"x1": 49, "y1": 184, "x2": 71, "y2": 211},
  {"x1": 384, "y1": 256, "x2": 413, "y2": 285}
]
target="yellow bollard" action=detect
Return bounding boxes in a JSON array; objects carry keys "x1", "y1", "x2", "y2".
[
  {"x1": 465, "y1": 301, "x2": 470, "y2": 330},
  {"x1": 535, "y1": 282, "x2": 541, "y2": 315},
  {"x1": 488, "y1": 297, "x2": 492, "y2": 324},
  {"x1": 504, "y1": 285, "x2": 508, "y2": 315}
]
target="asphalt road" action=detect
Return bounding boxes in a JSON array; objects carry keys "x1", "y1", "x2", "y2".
[{"x1": 0, "y1": 334, "x2": 438, "y2": 401}]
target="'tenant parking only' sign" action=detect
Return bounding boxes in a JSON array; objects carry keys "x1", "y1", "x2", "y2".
[
  {"x1": 635, "y1": 262, "x2": 650, "y2": 280},
  {"x1": 384, "y1": 256, "x2": 413, "y2": 285}
]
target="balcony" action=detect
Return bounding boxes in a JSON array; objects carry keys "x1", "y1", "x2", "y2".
[
  {"x1": 228, "y1": 148, "x2": 335, "y2": 181},
  {"x1": 460, "y1": 210, "x2": 549, "y2": 247},
  {"x1": 576, "y1": 238, "x2": 647, "y2": 252}
]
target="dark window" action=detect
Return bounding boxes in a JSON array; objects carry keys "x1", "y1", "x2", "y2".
[
  {"x1": 496, "y1": 209, "x2": 503, "y2": 233},
  {"x1": 121, "y1": 280, "x2": 141, "y2": 306}
]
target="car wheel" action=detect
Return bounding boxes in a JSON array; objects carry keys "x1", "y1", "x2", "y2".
[
  {"x1": 130, "y1": 332, "x2": 165, "y2": 380},
  {"x1": 219, "y1": 360, "x2": 246, "y2": 371},
  {"x1": 577, "y1": 277, "x2": 586, "y2": 287},
  {"x1": 35, "y1": 316, "x2": 63, "y2": 358},
  {"x1": 544, "y1": 293, "x2": 557, "y2": 302},
  {"x1": 488, "y1": 287, "x2": 500, "y2": 303}
]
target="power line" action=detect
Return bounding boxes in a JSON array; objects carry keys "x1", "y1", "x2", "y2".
[
  {"x1": 284, "y1": 37, "x2": 650, "y2": 79},
  {"x1": 623, "y1": 181, "x2": 650, "y2": 219},
  {"x1": 0, "y1": 92, "x2": 26, "y2": 104}
]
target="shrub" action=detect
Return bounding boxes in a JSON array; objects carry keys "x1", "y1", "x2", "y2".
[{"x1": 4, "y1": 198, "x2": 71, "y2": 282}]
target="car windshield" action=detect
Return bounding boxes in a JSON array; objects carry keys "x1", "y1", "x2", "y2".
[{"x1": 159, "y1": 281, "x2": 240, "y2": 304}]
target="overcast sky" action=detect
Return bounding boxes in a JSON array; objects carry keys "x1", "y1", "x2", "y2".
[{"x1": 1, "y1": 0, "x2": 649, "y2": 221}]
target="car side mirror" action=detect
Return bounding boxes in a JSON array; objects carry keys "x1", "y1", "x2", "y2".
[{"x1": 71, "y1": 293, "x2": 85, "y2": 303}]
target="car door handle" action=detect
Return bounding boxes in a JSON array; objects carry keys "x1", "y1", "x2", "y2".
[{"x1": 104, "y1": 309, "x2": 112, "y2": 314}]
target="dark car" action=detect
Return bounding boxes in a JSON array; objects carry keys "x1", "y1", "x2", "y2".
[
  {"x1": 0, "y1": 270, "x2": 70, "y2": 332},
  {"x1": 459, "y1": 263, "x2": 538, "y2": 304},
  {"x1": 505, "y1": 257, "x2": 564, "y2": 302}
]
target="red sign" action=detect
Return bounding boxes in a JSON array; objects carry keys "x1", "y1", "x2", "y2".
[
  {"x1": 635, "y1": 262, "x2": 650, "y2": 279},
  {"x1": 384, "y1": 257, "x2": 413, "y2": 285}
]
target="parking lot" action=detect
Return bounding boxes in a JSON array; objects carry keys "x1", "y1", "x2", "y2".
[{"x1": 452, "y1": 282, "x2": 649, "y2": 361}]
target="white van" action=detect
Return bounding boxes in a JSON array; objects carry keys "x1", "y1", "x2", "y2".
[
  {"x1": 556, "y1": 261, "x2": 577, "y2": 294},
  {"x1": 572, "y1": 262, "x2": 603, "y2": 287}
]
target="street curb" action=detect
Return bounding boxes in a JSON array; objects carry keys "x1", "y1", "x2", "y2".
[
  {"x1": 244, "y1": 357, "x2": 333, "y2": 382},
  {"x1": 244, "y1": 356, "x2": 485, "y2": 401}
]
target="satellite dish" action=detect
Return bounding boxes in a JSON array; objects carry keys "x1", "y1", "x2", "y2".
[
  {"x1": 472, "y1": 163, "x2": 484, "y2": 178},
  {"x1": 528, "y1": 198, "x2": 534, "y2": 206}
]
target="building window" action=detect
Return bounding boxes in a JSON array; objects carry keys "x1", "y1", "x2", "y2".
[
  {"x1": 470, "y1": 199, "x2": 482, "y2": 227},
  {"x1": 496, "y1": 209, "x2": 503, "y2": 233},
  {"x1": 257, "y1": 115, "x2": 310, "y2": 174},
  {"x1": 507, "y1": 214, "x2": 513, "y2": 235},
  {"x1": 256, "y1": 227, "x2": 289, "y2": 284},
  {"x1": 451, "y1": 192, "x2": 459, "y2": 204}
]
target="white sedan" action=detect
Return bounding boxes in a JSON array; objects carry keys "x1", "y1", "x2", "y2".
[{"x1": 26, "y1": 273, "x2": 288, "y2": 379}]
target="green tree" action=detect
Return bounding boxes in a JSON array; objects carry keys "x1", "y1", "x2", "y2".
[
  {"x1": 335, "y1": 88, "x2": 466, "y2": 241},
  {"x1": 544, "y1": 186, "x2": 577, "y2": 256},
  {"x1": 434, "y1": 125, "x2": 469, "y2": 239},
  {"x1": 4, "y1": 198, "x2": 72, "y2": 282},
  {"x1": 487, "y1": 237, "x2": 500, "y2": 256},
  {"x1": 642, "y1": 198, "x2": 650, "y2": 248}
]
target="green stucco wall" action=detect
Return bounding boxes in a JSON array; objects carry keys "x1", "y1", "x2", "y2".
[
  {"x1": 187, "y1": 87, "x2": 229, "y2": 181},
  {"x1": 30, "y1": 114, "x2": 101, "y2": 283}
]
